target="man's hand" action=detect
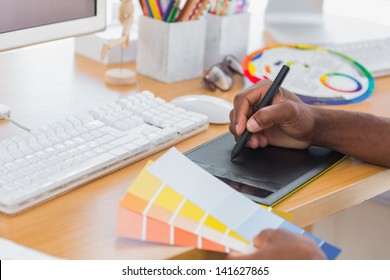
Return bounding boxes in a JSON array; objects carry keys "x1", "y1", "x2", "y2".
[
  {"x1": 229, "y1": 80, "x2": 316, "y2": 150},
  {"x1": 227, "y1": 229, "x2": 326, "y2": 260}
]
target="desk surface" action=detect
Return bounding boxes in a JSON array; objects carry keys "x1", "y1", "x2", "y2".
[{"x1": 1, "y1": 39, "x2": 390, "y2": 260}]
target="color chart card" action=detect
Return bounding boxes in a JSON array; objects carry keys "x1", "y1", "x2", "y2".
[
  {"x1": 117, "y1": 148, "x2": 341, "y2": 259},
  {"x1": 243, "y1": 45, "x2": 374, "y2": 105},
  {"x1": 118, "y1": 162, "x2": 254, "y2": 253}
]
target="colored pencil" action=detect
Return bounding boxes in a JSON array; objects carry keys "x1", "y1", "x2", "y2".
[
  {"x1": 163, "y1": 0, "x2": 175, "y2": 21},
  {"x1": 191, "y1": 0, "x2": 210, "y2": 20},
  {"x1": 149, "y1": 0, "x2": 163, "y2": 20},
  {"x1": 176, "y1": 0, "x2": 199, "y2": 21},
  {"x1": 167, "y1": 0, "x2": 180, "y2": 22}
]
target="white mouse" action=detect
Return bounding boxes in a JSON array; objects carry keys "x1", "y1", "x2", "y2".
[{"x1": 171, "y1": 95, "x2": 233, "y2": 124}]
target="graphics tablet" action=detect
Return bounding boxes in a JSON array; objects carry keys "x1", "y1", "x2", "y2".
[{"x1": 186, "y1": 132, "x2": 345, "y2": 206}]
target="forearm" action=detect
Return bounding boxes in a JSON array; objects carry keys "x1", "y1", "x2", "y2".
[{"x1": 312, "y1": 107, "x2": 390, "y2": 168}]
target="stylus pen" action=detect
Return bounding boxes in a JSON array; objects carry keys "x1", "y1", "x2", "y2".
[{"x1": 231, "y1": 64, "x2": 290, "y2": 160}]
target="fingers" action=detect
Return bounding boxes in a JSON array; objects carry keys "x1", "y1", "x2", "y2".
[
  {"x1": 230, "y1": 80, "x2": 273, "y2": 137},
  {"x1": 229, "y1": 81, "x2": 307, "y2": 150},
  {"x1": 247, "y1": 100, "x2": 300, "y2": 133},
  {"x1": 227, "y1": 229, "x2": 280, "y2": 260},
  {"x1": 247, "y1": 134, "x2": 268, "y2": 149},
  {"x1": 229, "y1": 229, "x2": 327, "y2": 260},
  {"x1": 252, "y1": 228, "x2": 276, "y2": 248}
]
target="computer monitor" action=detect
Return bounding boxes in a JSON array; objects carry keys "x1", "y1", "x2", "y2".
[
  {"x1": 265, "y1": 0, "x2": 324, "y2": 26},
  {"x1": 264, "y1": 0, "x2": 390, "y2": 44},
  {"x1": 0, "y1": 0, "x2": 106, "y2": 52}
]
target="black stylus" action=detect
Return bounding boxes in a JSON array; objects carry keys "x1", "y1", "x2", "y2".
[{"x1": 231, "y1": 64, "x2": 290, "y2": 160}]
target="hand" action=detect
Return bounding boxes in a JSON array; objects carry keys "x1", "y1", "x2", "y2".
[
  {"x1": 229, "y1": 80, "x2": 316, "y2": 150},
  {"x1": 227, "y1": 229, "x2": 326, "y2": 260}
]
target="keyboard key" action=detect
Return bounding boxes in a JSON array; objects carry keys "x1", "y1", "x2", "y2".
[
  {"x1": 47, "y1": 153, "x2": 116, "y2": 183},
  {"x1": 0, "y1": 91, "x2": 209, "y2": 215},
  {"x1": 323, "y1": 37, "x2": 390, "y2": 77}
]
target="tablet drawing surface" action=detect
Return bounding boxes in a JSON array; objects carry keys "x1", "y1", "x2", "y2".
[{"x1": 186, "y1": 132, "x2": 345, "y2": 206}]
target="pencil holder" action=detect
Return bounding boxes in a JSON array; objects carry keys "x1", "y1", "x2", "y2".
[
  {"x1": 204, "y1": 13, "x2": 250, "y2": 70},
  {"x1": 136, "y1": 16, "x2": 207, "y2": 83}
]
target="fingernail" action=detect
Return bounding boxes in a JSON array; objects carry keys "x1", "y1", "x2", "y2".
[
  {"x1": 247, "y1": 119, "x2": 260, "y2": 132},
  {"x1": 259, "y1": 138, "x2": 266, "y2": 148},
  {"x1": 247, "y1": 138, "x2": 253, "y2": 147}
]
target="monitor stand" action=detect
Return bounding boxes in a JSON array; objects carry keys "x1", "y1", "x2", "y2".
[{"x1": 264, "y1": 0, "x2": 390, "y2": 44}]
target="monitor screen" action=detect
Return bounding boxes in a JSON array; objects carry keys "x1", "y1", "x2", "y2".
[{"x1": 0, "y1": 0, "x2": 106, "y2": 51}]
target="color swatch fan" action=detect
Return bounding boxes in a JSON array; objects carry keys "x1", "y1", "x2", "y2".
[
  {"x1": 117, "y1": 148, "x2": 341, "y2": 259},
  {"x1": 243, "y1": 45, "x2": 374, "y2": 105}
]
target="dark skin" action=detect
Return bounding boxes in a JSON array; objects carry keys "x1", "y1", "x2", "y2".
[
  {"x1": 228, "y1": 80, "x2": 390, "y2": 259},
  {"x1": 228, "y1": 229, "x2": 326, "y2": 260},
  {"x1": 230, "y1": 80, "x2": 390, "y2": 168}
]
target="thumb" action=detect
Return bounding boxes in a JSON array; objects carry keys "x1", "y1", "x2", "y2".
[{"x1": 247, "y1": 101, "x2": 299, "y2": 133}]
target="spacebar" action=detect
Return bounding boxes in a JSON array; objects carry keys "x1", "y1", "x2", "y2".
[{"x1": 48, "y1": 153, "x2": 117, "y2": 184}]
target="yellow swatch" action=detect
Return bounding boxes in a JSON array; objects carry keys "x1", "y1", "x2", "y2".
[
  {"x1": 154, "y1": 186, "x2": 184, "y2": 212},
  {"x1": 229, "y1": 230, "x2": 250, "y2": 244},
  {"x1": 179, "y1": 200, "x2": 205, "y2": 222},
  {"x1": 127, "y1": 161, "x2": 162, "y2": 201},
  {"x1": 203, "y1": 215, "x2": 228, "y2": 233}
]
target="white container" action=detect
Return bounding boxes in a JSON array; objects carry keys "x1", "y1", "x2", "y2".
[
  {"x1": 204, "y1": 13, "x2": 250, "y2": 69},
  {"x1": 136, "y1": 16, "x2": 207, "y2": 83}
]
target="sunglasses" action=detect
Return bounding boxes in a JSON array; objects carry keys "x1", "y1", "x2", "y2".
[{"x1": 203, "y1": 55, "x2": 244, "y2": 92}]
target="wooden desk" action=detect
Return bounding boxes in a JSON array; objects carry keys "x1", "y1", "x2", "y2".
[{"x1": 1, "y1": 39, "x2": 390, "y2": 260}]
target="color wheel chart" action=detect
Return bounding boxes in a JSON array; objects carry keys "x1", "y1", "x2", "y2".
[
  {"x1": 242, "y1": 45, "x2": 375, "y2": 105},
  {"x1": 117, "y1": 148, "x2": 341, "y2": 259}
]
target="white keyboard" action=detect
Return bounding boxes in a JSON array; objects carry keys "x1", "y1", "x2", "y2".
[
  {"x1": 0, "y1": 91, "x2": 208, "y2": 215},
  {"x1": 323, "y1": 37, "x2": 390, "y2": 78}
]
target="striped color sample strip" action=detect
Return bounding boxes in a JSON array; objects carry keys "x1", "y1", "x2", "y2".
[
  {"x1": 147, "y1": 148, "x2": 341, "y2": 259},
  {"x1": 117, "y1": 207, "x2": 228, "y2": 252},
  {"x1": 118, "y1": 162, "x2": 255, "y2": 253}
]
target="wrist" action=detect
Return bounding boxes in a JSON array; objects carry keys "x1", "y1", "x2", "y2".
[{"x1": 311, "y1": 106, "x2": 329, "y2": 147}]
